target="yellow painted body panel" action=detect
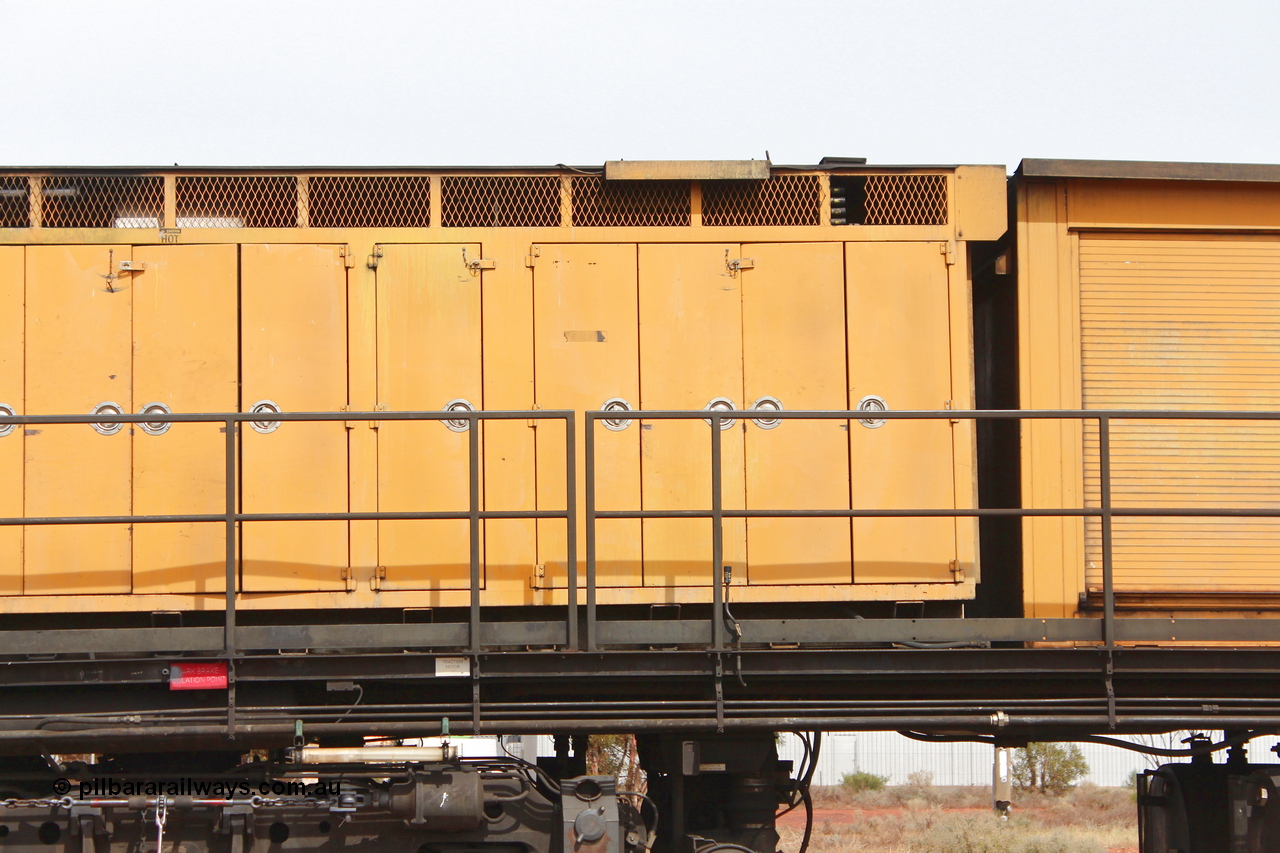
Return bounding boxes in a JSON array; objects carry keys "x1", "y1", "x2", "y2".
[
  {"x1": 25, "y1": 246, "x2": 132, "y2": 594},
  {"x1": 376, "y1": 244, "x2": 483, "y2": 590},
  {"x1": 0, "y1": 248, "x2": 21, "y2": 594},
  {"x1": 741, "y1": 242, "x2": 851, "y2": 584},
  {"x1": 534, "y1": 244, "x2": 641, "y2": 588},
  {"x1": 132, "y1": 245, "x2": 238, "y2": 593},
  {"x1": 240, "y1": 245, "x2": 348, "y2": 591},
  {"x1": 846, "y1": 242, "x2": 957, "y2": 582},
  {"x1": 639, "y1": 244, "x2": 746, "y2": 586}
]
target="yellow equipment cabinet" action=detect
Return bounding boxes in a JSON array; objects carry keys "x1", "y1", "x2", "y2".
[
  {"x1": 375, "y1": 244, "x2": 484, "y2": 590},
  {"x1": 131, "y1": 245, "x2": 238, "y2": 594},
  {"x1": 0, "y1": 248, "x2": 21, "y2": 595},
  {"x1": 240, "y1": 244, "x2": 349, "y2": 592},
  {"x1": 0, "y1": 163, "x2": 1004, "y2": 613},
  {"x1": 25, "y1": 246, "x2": 133, "y2": 594},
  {"x1": 1017, "y1": 160, "x2": 1280, "y2": 618}
]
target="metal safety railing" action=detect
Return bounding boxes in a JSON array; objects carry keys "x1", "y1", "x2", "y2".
[
  {"x1": 584, "y1": 408, "x2": 1280, "y2": 652},
  {"x1": 0, "y1": 409, "x2": 576, "y2": 656},
  {"x1": 2, "y1": 408, "x2": 1280, "y2": 657}
]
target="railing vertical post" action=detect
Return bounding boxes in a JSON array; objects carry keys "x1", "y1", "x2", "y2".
[
  {"x1": 711, "y1": 413, "x2": 725, "y2": 651},
  {"x1": 469, "y1": 413, "x2": 481, "y2": 654},
  {"x1": 1099, "y1": 416, "x2": 1115, "y2": 649},
  {"x1": 566, "y1": 412, "x2": 579, "y2": 651},
  {"x1": 584, "y1": 412, "x2": 596, "y2": 652},
  {"x1": 224, "y1": 416, "x2": 237, "y2": 658}
]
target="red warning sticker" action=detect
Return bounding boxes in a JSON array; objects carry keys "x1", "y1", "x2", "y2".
[{"x1": 169, "y1": 662, "x2": 229, "y2": 691}]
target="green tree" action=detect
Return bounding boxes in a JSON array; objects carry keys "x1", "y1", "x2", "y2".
[{"x1": 1012, "y1": 742, "x2": 1088, "y2": 795}]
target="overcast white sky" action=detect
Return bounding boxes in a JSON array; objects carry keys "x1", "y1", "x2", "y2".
[{"x1": 3, "y1": 0, "x2": 1276, "y2": 171}]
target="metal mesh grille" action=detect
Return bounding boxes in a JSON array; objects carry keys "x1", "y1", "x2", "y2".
[
  {"x1": 0, "y1": 177, "x2": 27, "y2": 227},
  {"x1": 175, "y1": 176, "x2": 297, "y2": 227},
  {"x1": 864, "y1": 174, "x2": 948, "y2": 225},
  {"x1": 41, "y1": 175, "x2": 164, "y2": 228},
  {"x1": 441, "y1": 176, "x2": 560, "y2": 227},
  {"x1": 702, "y1": 175, "x2": 821, "y2": 226},
  {"x1": 308, "y1": 175, "x2": 431, "y2": 228},
  {"x1": 571, "y1": 177, "x2": 690, "y2": 227}
]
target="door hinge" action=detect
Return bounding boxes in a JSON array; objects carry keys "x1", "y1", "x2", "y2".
[
  {"x1": 527, "y1": 403, "x2": 541, "y2": 429},
  {"x1": 525, "y1": 245, "x2": 541, "y2": 268},
  {"x1": 371, "y1": 565, "x2": 388, "y2": 592},
  {"x1": 944, "y1": 399, "x2": 959, "y2": 425},
  {"x1": 949, "y1": 559, "x2": 964, "y2": 580},
  {"x1": 371, "y1": 402, "x2": 388, "y2": 430},
  {"x1": 940, "y1": 242, "x2": 956, "y2": 266},
  {"x1": 367, "y1": 245, "x2": 384, "y2": 270},
  {"x1": 462, "y1": 247, "x2": 496, "y2": 274},
  {"x1": 340, "y1": 567, "x2": 355, "y2": 592},
  {"x1": 339, "y1": 245, "x2": 357, "y2": 269},
  {"x1": 531, "y1": 564, "x2": 546, "y2": 588}
]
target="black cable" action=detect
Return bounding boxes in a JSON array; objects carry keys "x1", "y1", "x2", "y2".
[
  {"x1": 617, "y1": 789, "x2": 659, "y2": 852},
  {"x1": 899, "y1": 729, "x2": 1269, "y2": 758}
]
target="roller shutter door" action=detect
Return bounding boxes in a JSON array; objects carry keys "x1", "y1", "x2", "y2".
[{"x1": 1080, "y1": 234, "x2": 1280, "y2": 593}]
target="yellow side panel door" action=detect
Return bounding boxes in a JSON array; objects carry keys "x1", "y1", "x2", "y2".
[
  {"x1": 25, "y1": 246, "x2": 132, "y2": 594},
  {"x1": 534, "y1": 244, "x2": 641, "y2": 588},
  {"x1": 846, "y1": 242, "x2": 957, "y2": 582},
  {"x1": 132, "y1": 245, "x2": 238, "y2": 593},
  {"x1": 241, "y1": 245, "x2": 349, "y2": 591},
  {"x1": 0, "y1": 248, "x2": 22, "y2": 595},
  {"x1": 376, "y1": 244, "x2": 483, "y2": 590},
  {"x1": 741, "y1": 243, "x2": 851, "y2": 584},
  {"x1": 639, "y1": 244, "x2": 746, "y2": 586}
]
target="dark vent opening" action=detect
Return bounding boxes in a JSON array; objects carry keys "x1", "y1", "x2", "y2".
[
  {"x1": 309, "y1": 176, "x2": 431, "y2": 228},
  {"x1": 0, "y1": 177, "x2": 27, "y2": 227},
  {"x1": 441, "y1": 176, "x2": 560, "y2": 227},
  {"x1": 572, "y1": 177, "x2": 689, "y2": 227},
  {"x1": 41, "y1": 175, "x2": 164, "y2": 228},
  {"x1": 830, "y1": 174, "x2": 947, "y2": 226},
  {"x1": 175, "y1": 176, "x2": 297, "y2": 228},
  {"x1": 704, "y1": 175, "x2": 821, "y2": 227}
]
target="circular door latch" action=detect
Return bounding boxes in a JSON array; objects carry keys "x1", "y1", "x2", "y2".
[
  {"x1": 91, "y1": 402, "x2": 124, "y2": 436},
  {"x1": 601, "y1": 397, "x2": 633, "y2": 431},
  {"x1": 443, "y1": 399, "x2": 475, "y2": 432},
  {"x1": 250, "y1": 400, "x2": 282, "y2": 434},
  {"x1": 138, "y1": 402, "x2": 172, "y2": 436},
  {"x1": 750, "y1": 396, "x2": 783, "y2": 429},
  {"x1": 0, "y1": 404, "x2": 14, "y2": 438},
  {"x1": 703, "y1": 397, "x2": 738, "y2": 430},
  {"x1": 857, "y1": 394, "x2": 888, "y2": 429}
]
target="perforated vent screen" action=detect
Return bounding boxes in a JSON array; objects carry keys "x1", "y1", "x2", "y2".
[
  {"x1": 0, "y1": 177, "x2": 26, "y2": 228},
  {"x1": 176, "y1": 176, "x2": 298, "y2": 227},
  {"x1": 41, "y1": 175, "x2": 164, "y2": 228},
  {"x1": 441, "y1": 176, "x2": 561, "y2": 227},
  {"x1": 308, "y1": 176, "x2": 431, "y2": 228},
  {"x1": 703, "y1": 175, "x2": 821, "y2": 226},
  {"x1": 571, "y1": 176, "x2": 689, "y2": 227},
  {"x1": 864, "y1": 174, "x2": 948, "y2": 225}
]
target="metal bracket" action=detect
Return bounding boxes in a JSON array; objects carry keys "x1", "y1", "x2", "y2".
[
  {"x1": 714, "y1": 655, "x2": 725, "y2": 733},
  {"x1": 462, "y1": 247, "x2": 496, "y2": 274},
  {"x1": 531, "y1": 564, "x2": 546, "y2": 588},
  {"x1": 226, "y1": 661, "x2": 237, "y2": 741},
  {"x1": 117, "y1": 259, "x2": 147, "y2": 272},
  {"x1": 949, "y1": 559, "x2": 964, "y2": 580},
  {"x1": 725, "y1": 250, "x2": 754, "y2": 274},
  {"x1": 339, "y1": 245, "x2": 357, "y2": 269},
  {"x1": 471, "y1": 658, "x2": 482, "y2": 730},
  {"x1": 371, "y1": 566, "x2": 387, "y2": 592},
  {"x1": 367, "y1": 245, "x2": 384, "y2": 270},
  {"x1": 940, "y1": 242, "x2": 956, "y2": 266},
  {"x1": 1104, "y1": 651, "x2": 1117, "y2": 730},
  {"x1": 340, "y1": 567, "x2": 355, "y2": 592},
  {"x1": 945, "y1": 399, "x2": 960, "y2": 425},
  {"x1": 525, "y1": 245, "x2": 541, "y2": 268}
]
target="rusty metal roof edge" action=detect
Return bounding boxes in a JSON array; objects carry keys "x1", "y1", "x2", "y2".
[{"x1": 1017, "y1": 158, "x2": 1280, "y2": 183}]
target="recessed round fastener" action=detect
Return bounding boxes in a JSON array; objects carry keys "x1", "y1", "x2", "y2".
[
  {"x1": 91, "y1": 402, "x2": 124, "y2": 435},
  {"x1": 750, "y1": 396, "x2": 783, "y2": 429},
  {"x1": 249, "y1": 400, "x2": 281, "y2": 434},
  {"x1": 703, "y1": 397, "x2": 737, "y2": 430},
  {"x1": 857, "y1": 395, "x2": 887, "y2": 429},
  {"x1": 0, "y1": 404, "x2": 14, "y2": 438},
  {"x1": 138, "y1": 402, "x2": 172, "y2": 436},
  {"x1": 601, "y1": 398, "x2": 633, "y2": 431},
  {"x1": 443, "y1": 399, "x2": 475, "y2": 432}
]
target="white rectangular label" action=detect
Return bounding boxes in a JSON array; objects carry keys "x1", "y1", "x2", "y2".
[{"x1": 436, "y1": 656, "x2": 470, "y2": 677}]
